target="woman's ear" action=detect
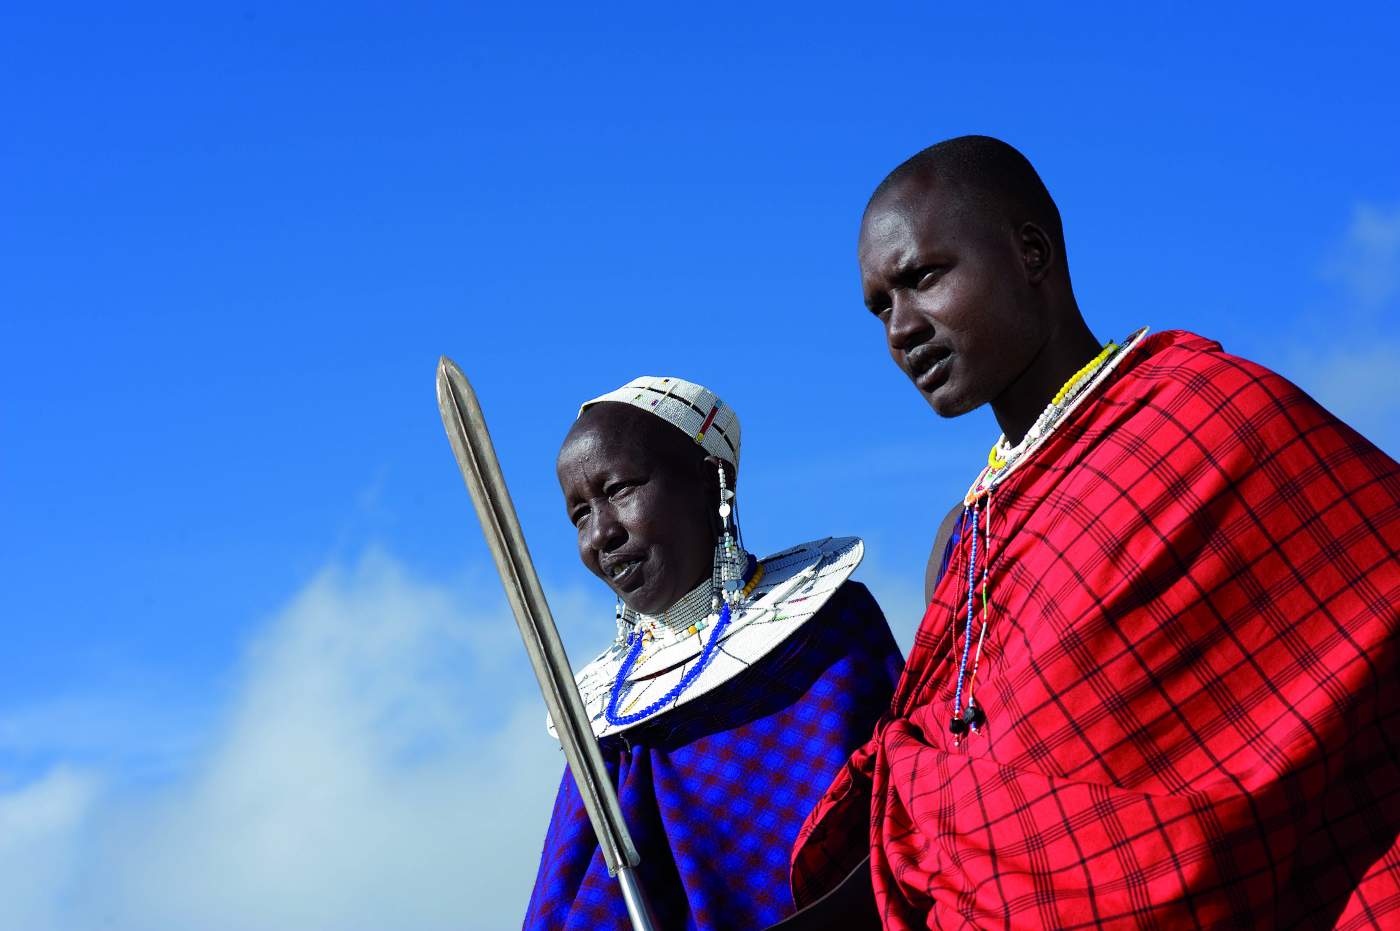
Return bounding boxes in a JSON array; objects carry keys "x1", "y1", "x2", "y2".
[{"x1": 701, "y1": 455, "x2": 736, "y2": 492}]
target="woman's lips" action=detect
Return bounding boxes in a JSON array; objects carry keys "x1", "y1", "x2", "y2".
[{"x1": 609, "y1": 557, "x2": 644, "y2": 591}]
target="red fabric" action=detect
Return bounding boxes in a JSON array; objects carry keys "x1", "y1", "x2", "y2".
[{"x1": 791, "y1": 331, "x2": 1400, "y2": 929}]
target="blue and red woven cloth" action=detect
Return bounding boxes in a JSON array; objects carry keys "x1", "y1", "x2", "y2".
[{"x1": 524, "y1": 581, "x2": 902, "y2": 930}]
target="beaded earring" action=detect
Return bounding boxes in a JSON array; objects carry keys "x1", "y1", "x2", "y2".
[
  {"x1": 712, "y1": 461, "x2": 746, "y2": 608},
  {"x1": 614, "y1": 596, "x2": 631, "y2": 642}
]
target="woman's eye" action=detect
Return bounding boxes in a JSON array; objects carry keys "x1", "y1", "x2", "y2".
[{"x1": 607, "y1": 480, "x2": 641, "y2": 500}]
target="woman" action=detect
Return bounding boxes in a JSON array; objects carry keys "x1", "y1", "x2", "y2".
[{"x1": 523, "y1": 376, "x2": 902, "y2": 930}]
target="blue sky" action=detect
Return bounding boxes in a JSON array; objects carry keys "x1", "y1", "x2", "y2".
[{"x1": 2, "y1": 4, "x2": 1398, "y2": 928}]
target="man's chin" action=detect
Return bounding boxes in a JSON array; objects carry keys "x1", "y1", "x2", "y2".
[{"x1": 925, "y1": 384, "x2": 979, "y2": 419}]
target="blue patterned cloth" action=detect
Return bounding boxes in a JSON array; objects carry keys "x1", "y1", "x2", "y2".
[{"x1": 523, "y1": 581, "x2": 902, "y2": 930}]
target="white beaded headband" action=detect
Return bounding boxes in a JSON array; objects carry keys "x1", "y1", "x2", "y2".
[{"x1": 579, "y1": 376, "x2": 740, "y2": 467}]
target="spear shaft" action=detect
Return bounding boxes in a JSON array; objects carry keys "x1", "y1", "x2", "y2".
[{"x1": 435, "y1": 356, "x2": 657, "y2": 931}]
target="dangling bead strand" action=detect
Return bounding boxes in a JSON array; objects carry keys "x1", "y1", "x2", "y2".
[
  {"x1": 950, "y1": 501, "x2": 980, "y2": 741},
  {"x1": 964, "y1": 493, "x2": 994, "y2": 734},
  {"x1": 716, "y1": 462, "x2": 746, "y2": 607}
]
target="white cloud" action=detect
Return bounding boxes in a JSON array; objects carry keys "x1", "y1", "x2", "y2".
[
  {"x1": 1266, "y1": 201, "x2": 1400, "y2": 458},
  {"x1": 0, "y1": 767, "x2": 100, "y2": 931},
  {"x1": 0, "y1": 550, "x2": 601, "y2": 931},
  {"x1": 1299, "y1": 341, "x2": 1400, "y2": 454},
  {"x1": 1323, "y1": 202, "x2": 1400, "y2": 308}
]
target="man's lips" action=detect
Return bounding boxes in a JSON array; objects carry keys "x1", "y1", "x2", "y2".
[{"x1": 907, "y1": 344, "x2": 952, "y2": 392}]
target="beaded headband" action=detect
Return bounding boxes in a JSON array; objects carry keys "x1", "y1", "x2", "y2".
[{"x1": 579, "y1": 376, "x2": 741, "y2": 467}]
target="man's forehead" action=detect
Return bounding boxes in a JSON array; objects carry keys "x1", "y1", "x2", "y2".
[
  {"x1": 859, "y1": 202, "x2": 917, "y2": 252},
  {"x1": 861, "y1": 177, "x2": 989, "y2": 260}
]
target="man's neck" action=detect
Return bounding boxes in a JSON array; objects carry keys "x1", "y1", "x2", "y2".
[{"x1": 991, "y1": 313, "x2": 1101, "y2": 447}]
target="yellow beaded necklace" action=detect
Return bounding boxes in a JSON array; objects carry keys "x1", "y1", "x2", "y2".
[{"x1": 987, "y1": 339, "x2": 1119, "y2": 471}]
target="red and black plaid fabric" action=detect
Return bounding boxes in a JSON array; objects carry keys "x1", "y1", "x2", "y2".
[{"x1": 791, "y1": 330, "x2": 1400, "y2": 929}]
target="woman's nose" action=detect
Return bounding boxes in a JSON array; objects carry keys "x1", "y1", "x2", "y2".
[{"x1": 584, "y1": 504, "x2": 626, "y2": 553}]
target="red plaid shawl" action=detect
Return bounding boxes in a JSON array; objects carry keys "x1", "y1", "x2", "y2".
[{"x1": 791, "y1": 331, "x2": 1400, "y2": 929}]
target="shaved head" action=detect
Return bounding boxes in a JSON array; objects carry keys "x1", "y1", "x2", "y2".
[
  {"x1": 858, "y1": 135, "x2": 1099, "y2": 444},
  {"x1": 868, "y1": 135, "x2": 1066, "y2": 260}
]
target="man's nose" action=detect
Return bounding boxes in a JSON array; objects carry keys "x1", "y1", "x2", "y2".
[{"x1": 886, "y1": 292, "x2": 931, "y2": 352}]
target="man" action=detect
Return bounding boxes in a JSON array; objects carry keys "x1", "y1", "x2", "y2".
[
  {"x1": 790, "y1": 136, "x2": 1400, "y2": 928},
  {"x1": 525, "y1": 377, "x2": 903, "y2": 929}
]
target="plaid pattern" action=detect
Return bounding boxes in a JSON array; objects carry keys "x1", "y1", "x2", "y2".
[
  {"x1": 524, "y1": 581, "x2": 903, "y2": 930},
  {"x1": 792, "y1": 331, "x2": 1400, "y2": 929}
]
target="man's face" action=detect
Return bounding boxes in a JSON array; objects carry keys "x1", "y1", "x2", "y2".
[
  {"x1": 858, "y1": 176, "x2": 1045, "y2": 418},
  {"x1": 556, "y1": 405, "x2": 716, "y2": 616}
]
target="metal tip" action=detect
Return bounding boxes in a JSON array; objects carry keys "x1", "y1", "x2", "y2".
[{"x1": 436, "y1": 355, "x2": 462, "y2": 393}]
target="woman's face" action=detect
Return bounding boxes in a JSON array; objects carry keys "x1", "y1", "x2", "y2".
[{"x1": 556, "y1": 404, "x2": 718, "y2": 616}]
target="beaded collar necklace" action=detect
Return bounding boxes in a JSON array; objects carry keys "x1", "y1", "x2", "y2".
[
  {"x1": 948, "y1": 327, "x2": 1149, "y2": 745},
  {"x1": 605, "y1": 555, "x2": 762, "y2": 727},
  {"x1": 614, "y1": 574, "x2": 718, "y2": 645}
]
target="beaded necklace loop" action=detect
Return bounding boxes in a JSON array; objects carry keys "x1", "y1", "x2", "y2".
[
  {"x1": 969, "y1": 328, "x2": 1149, "y2": 506},
  {"x1": 950, "y1": 328, "x2": 1149, "y2": 742},
  {"x1": 605, "y1": 602, "x2": 734, "y2": 727},
  {"x1": 604, "y1": 555, "x2": 761, "y2": 727}
]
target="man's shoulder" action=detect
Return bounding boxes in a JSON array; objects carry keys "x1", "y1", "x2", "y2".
[
  {"x1": 1105, "y1": 328, "x2": 1398, "y2": 481},
  {"x1": 1133, "y1": 330, "x2": 1299, "y2": 404},
  {"x1": 1122, "y1": 329, "x2": 1327, "y2": 434}
]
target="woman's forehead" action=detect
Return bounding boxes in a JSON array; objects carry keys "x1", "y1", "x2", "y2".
[{"x1": 558, "y1": 404, "x2": 694, "y2": 477}]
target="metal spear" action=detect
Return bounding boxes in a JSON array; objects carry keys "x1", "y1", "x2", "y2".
[{"x1": 435, "y1": 356, "x2": 658, "y2": 931}]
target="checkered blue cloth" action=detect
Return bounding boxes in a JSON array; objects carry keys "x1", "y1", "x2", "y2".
[{"x1": 523, "y1": 581, "x2": 902, "y2": 930}]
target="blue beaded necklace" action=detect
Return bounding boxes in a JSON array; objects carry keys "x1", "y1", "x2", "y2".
[{"x1": 604, "y1": 556, "x2": 756, "y2": 728}]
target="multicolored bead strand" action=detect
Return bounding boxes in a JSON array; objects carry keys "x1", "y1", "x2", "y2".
[
  {"x1": 950, "y1": 502, "x2": 980, "y2": 739},
  {"x1": 964, "y1": 494, "x2": 993, "y2": 733}
]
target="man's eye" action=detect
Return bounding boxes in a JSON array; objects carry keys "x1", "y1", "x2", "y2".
[
  {"x1": 915, "y1": 268, "x2": 943, "y2": 289},
  {"x1": 571, "y1": 509, "x2": 589, "y2": 527},
  {"x1": 608, "y1": 483, "x2": 634, "y2": 500}
]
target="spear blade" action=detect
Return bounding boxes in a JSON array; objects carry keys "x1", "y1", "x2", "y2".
[{"x1": 435, "y1": 357, "x2": 655, "y2": 930}]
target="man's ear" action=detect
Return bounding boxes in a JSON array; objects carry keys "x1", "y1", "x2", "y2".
[{"x1": 1019, "y1": 221, "x2": 1056, "y2": 285}]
